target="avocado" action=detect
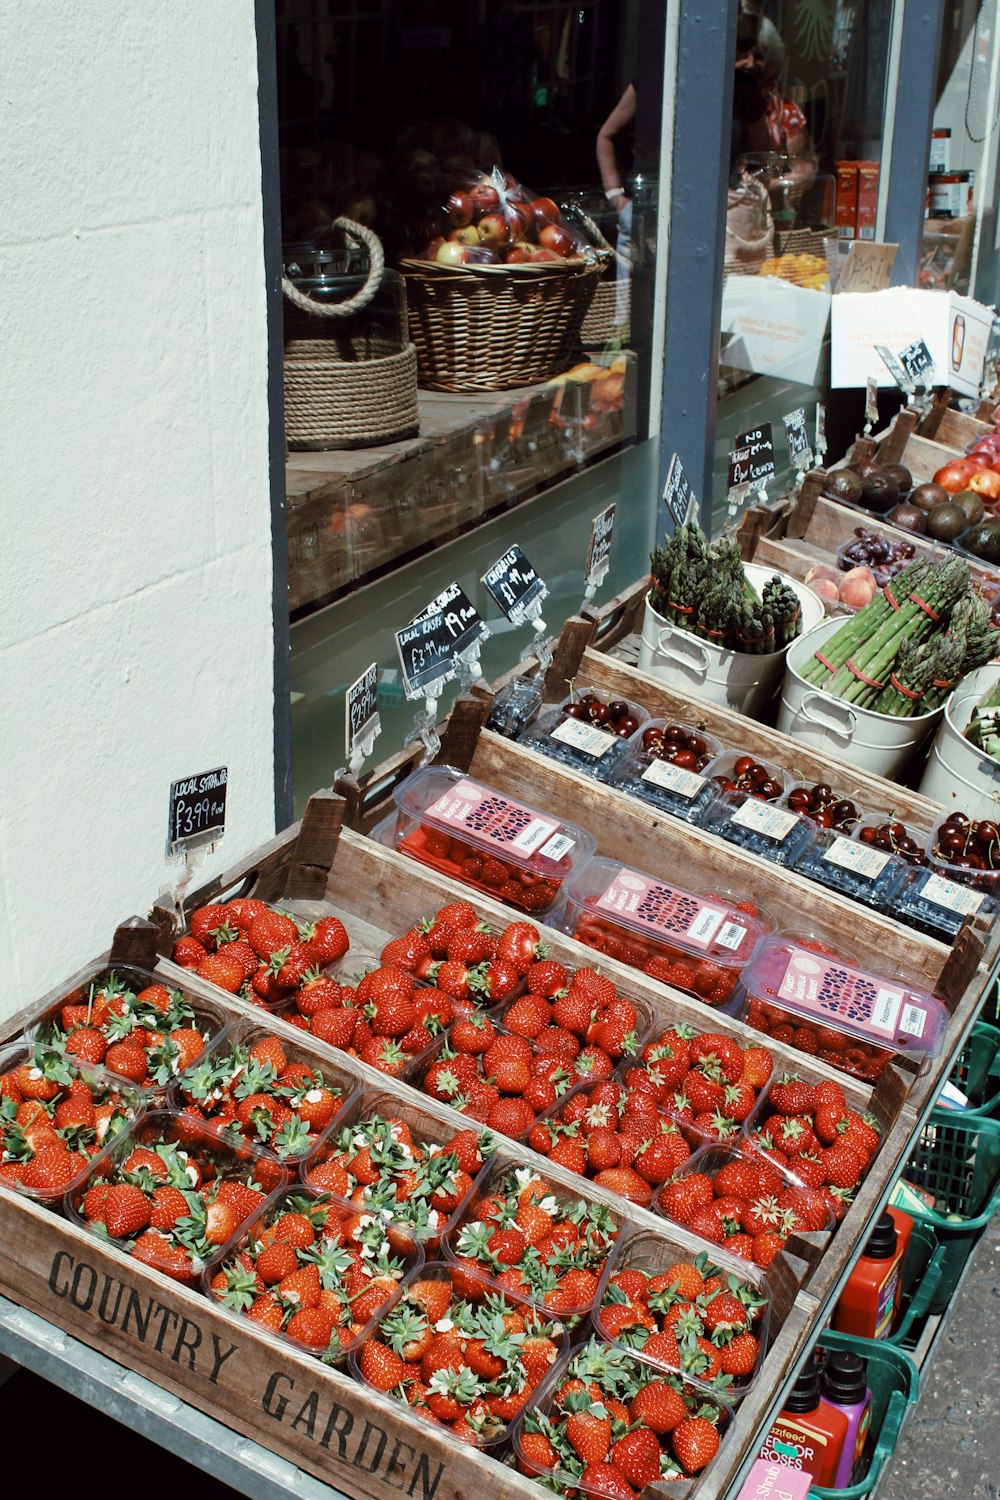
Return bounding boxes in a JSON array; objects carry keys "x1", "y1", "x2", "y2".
[
  {"x1": 926, "y1": 501, "x2": 970, "y2": 542},
  {"x1": 958, "y1": 522, "x2": 1000, "y2": 565}
]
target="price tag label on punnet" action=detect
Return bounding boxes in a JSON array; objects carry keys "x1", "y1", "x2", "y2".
[
  {"x1": 411, "y1": 582, "x2": 491, "y2": 660},
  {"x1": 345, "y1": 663, "x2": 380, "y2": 760},
  {"x1": 899, "y1": 338, "x2": 935, "y2": 389},
  {"x1": 585, "y1": 503, "x2": 617, "y2": 588},
  {"x1": 875, "y1": 343, "x2": 913, "y2": 393},
  {"x1": 782, "y1": 408, "x2": 812, "y2": 471},
  {"x1": 394, "y1": 612, "x2": 458, "y2": 699},
  {"x1": 168, "y1": 767, "x2": 227, "y2": 856},
  {"x1": 728, "y1": 423, "x2": 775, "y2": 492},
  {"x1": 482, "y1": 545, "x2": 548, "y2": 625},
  {"x1": 662, "y1": 453, "x2": 697, "y2": 527}
]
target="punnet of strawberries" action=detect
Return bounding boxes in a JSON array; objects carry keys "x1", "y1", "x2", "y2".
[
  {"x1": 495, "y1": 960, "x2": 651, "y2": 1080},
  {"x1": 594, "y1": 1245, "x2": 769, "y2": 1397},
  {"x1": 447, "y1": 1164, "x2": 621, "y2": 1320},
  {"x1": 285, "y1": 958, "x2": 451, "y2": 1078},
  {"x1": 354, "y1": 1262, "x2": 567, "y2": 1445},
  {"x1": 525, "y1": 1079, "x2": 694, "y2": 1206},
  {"x1": 172, "y1": 898, "x2": 351, "y2": 1010},
  {"x1": 30, "y1": 969, "x2": 225, "y2": 1091},
  {"x1": 656, "y1": 1144, "x2": 835, "y2": 1268},
  {"x1": 171, "y1": 1027, "x2": 354, "y2": 1163},
  {"x1": 619, "y1": 1024, "x2": 774, "y2": 1151},
  {"x1": 419, "y1": 1024, "x2": 580, "y2": 1139},
  {"x1": 208, "y1": 1187, "x2": 417, "y2": 1363},
  {"x1": 303, "y1": 1108, "x2": 494, "y2": 1248},
  {"x1": 515, "y1": 1336, "x2": 731, "y2": 1493},
  {"x1": 743, "y1": 1075, "x2": 882, "y2": 1213},
  {"x1": 68, "y1": 1111, "x2": 283, "y2": 1284},
  {"x1": 0, "y1": 1042, "x2": 143, "y2": 1202},
  {"x1": 376, "y1": 902, "x2": 550, "y2": 1010}
]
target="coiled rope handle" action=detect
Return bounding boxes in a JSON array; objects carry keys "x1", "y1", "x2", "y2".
[
  {"x1": 726, "y1": 177, "x2": 774, "y2": 251},
  {"x1": 281, "y1": 217, "x2": 385, "y2": 318}
]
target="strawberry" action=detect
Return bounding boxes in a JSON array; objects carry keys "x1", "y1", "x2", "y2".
[
  {"x1": 821, "y1": 1141, "x2": 867, "y2": 1190},
  {"x1": 549, "y1": 1138, "x2": 588, "y2": 1174},
  {"x1": 672, "y1": 1415, "x2": 720, "y2": 1474},
  {"x1": 658, "y1": 1174, "x2": 714, "y2": 1224},
  {"x1": 741, "y1": 1046, "x2": 774, "y2": 1089},
  {"x1": 64, "y1": 1028, "x2": 109, "y2": 1066},
  {"x1": 19, "y1": 1145, "x2": 83, "y2": 1195},
  {"x1": 566, "y1": 1407, "x2": 612, "y2": 1465},
  {"x1": 102, "y1": 1183, "x2": 153, "y2": 1238},
  {"x1": 172, "y1": 935, "x2": 208, "y2": 968},
  {"x1": 475, "y1": 959, "x2": 520, "y2": 1003},
  {"x1": 487, "y1": 1098, "x2": 535, "y2": 1137},
  {"x1": 309, "y1": 915, "x2": 350, "y2": 964},
  {"x1": 196, "y1": 950, "x2": 246, "y2": 995},
  {"x1": 189, "y1": 904, "x2": 234, "y2": 950},
  {"x1": 310, "y1": 1006, "x2": 358, "y2": 1050},
  {"x1": 434, "y1": 900, "x2": 478, "y2": 930},
  {"x1": 519, "y1": 1430, "x2": 559, "y2": 1475},
  {"x1": 247, "y1": 909, "x2": 298, "y2": 960},
  {"x1": 496, "y1": 922, "x2": 544, "y2": 975},
  {"x1": 629, "y1": 1379, "x2": 688, "y2": 1434},
  {"x1": 689, "y1": 1033, "x2": 745, "y2": 1084},
  {"x1": 287, "y1": 1307, "x2": 337, "y2": 1349},
  {"x1": 593, "y1": 1168, "x2": 652, "y2": 1204},
  {"x1": 246, "y1": 1294, "x2": 285, "y2": 1331},
  {"x1": 579, "y1": 1465, "x2": 636, "y2": 1500},
  {"x1": 767, "y1": 1078, "x2": 817, "y2": 1116},
  {"x1": 718, "y1": 1333, "x2": 760, "y2": 1377},
  {"x1": 360, "y1": 1339, "x2": 406, "y2": 1391}
]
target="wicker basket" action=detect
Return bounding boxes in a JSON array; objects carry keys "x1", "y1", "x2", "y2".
[
  {"x1": 400, "y1": 256, "x2": 604, "y2": 393},
  {"x1": 283, "y1": 219, "x2": 420, "y2": 451},
  {"x1": 581, "y1": 272, "x2": 631, "y2": 348}
]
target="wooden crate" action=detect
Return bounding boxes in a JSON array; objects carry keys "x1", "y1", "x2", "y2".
[{"x1": 2, "y1": 818, "x2": 995, "y2": 1500}]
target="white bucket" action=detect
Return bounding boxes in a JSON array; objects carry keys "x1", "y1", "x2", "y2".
[
  {"x1": 777, "y1": 615, "x2": 944, "y2": 778},
  {"x1": 918, "y1": 662, "x2": 1000, "y2": 816},
  {"x1": 637, "y1": 565, "x2": 824, "y2": 719}
]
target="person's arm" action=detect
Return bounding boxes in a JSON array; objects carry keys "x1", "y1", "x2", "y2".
[{"x1": 596, "y1": 83, "x2": 636, "y2": 213}]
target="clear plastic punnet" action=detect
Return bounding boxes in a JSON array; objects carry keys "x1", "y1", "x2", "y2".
[
  {"x1": 737, "y1": 938, "x2": 949, "y2": 1074},
  {"x1": 606, "y1": 717, "x2": 726, "y2": 824},
  {"x1": 895, "y1": 864, "x2": 998, "y2": 943},
  {"x1": 385, "y1": 765, "x2": 596, "y2": 915},
  {"x1": 517, "y1": 686, "x2": 650, "y2": 780},
  {"x1": 789, "y1": 817, "x2": 913, "y2": 913},
  {"x1": 552, "y1": 856, "x2": 771, "y2": 1007}
]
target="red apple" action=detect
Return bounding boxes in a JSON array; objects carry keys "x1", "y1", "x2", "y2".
[
  {"x1": 476, "y1": 212, "x2": 511, "y2": 250},
  {"x1": 538, "y1": 223, "x2": 576, "y2": 257},
  {"x1": 435, "y1": 240, "x2": 469, "y2": 266},
  {"x1": 532, "y1": 247, "x2": 564, "y2": 263},
  {"x1": 933, "y1": 460, "x2": 977, "y2": 493},
  {"x1": 507, "y1": 204, "x2": 534, "y2": 241},
  {"x1": 963, "y1": 452, "x2": 992, "y2": 471},
  {"x1": 505, "y1": 244, "x2": 534, "y2": 264},
  {"x1": 449, "y1": 224, "x2": 480, "y2": 246},
  {"x1": 445, "y1": 191, "x2": 474, "y2": 228},
  {"x1": 968, "y1": 469, "x2": 1000, "y2": 500},
  {"x1": 530, "y1": 196, "x2": 561, "y2": 227},
  {"x1": 470, "y1": 182, "x2": 500, "y2": 215},
  {"x1": 464, "y1": 247, "x2": 501, "y2": 265}
]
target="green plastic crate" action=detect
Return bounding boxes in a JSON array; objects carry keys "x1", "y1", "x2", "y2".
[
  {"x1": 898, "y1": 1112, "x2": 1000, "y2": 1310},
  {"x1": 979, "y1": 978, "x2": 1000, "y2": 1026},
  {"x1": 884, "y1": 1219, "x2": 946, "y2": 1351},
  {"x1": 940, "y1": 1020, "x2": 1000, "y2": 1118},
  {"x1": 809, "y1": 1332, "x2": 919, "y2": 1499}
]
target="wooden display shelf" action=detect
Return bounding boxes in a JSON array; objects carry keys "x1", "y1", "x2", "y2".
[
  {"x1": 0, "y1": 780, "x2": 995, "y2": 1500},
  {"x1": 286, "y1": 360, "x2": 635, "y2": 614}
]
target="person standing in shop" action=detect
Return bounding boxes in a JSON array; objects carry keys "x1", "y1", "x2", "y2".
[{"x1": 596, "y1": 81, "x2": 636, "y2": 321}]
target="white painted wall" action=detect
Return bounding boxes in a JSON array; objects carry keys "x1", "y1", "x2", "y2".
[{"x1": 0, "y1": 3, "x2": 277, "y2": 1021}]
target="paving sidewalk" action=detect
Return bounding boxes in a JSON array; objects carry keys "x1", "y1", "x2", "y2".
[{"x1": 879, "y1": 1209, "x2": 1000, "y2": 1500}]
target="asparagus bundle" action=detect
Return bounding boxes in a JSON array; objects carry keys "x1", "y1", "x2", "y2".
[
  {"x1": 965, "y1": 680, "x2": 1000, "y2": 761},
  {"x1": 649, "y1": 524, "x2": 803, "y2": 654}
]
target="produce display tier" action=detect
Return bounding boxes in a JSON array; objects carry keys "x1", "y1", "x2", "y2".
[
  {"x1": 4, "y1": 502, "x2": 999, "y2": 1499},
  {"x1": 0, "y1": 772, "x2": 995, "y2": 1500}
]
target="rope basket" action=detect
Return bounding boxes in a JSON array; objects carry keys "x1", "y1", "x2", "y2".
[
  {"x1": 283, "y1": 218, "x2": 419, "y2": 451},
  {"x1": 400, "y1": 256, "x2": 604, "y2": 393},
  {"x1": 581, "y1": 275, "x2": 631, "y2": 348}
]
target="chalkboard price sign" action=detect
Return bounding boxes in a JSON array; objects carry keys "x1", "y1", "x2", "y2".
[
  {"x1": 394, "y1": 612, "x2": 457, "y2": 697},
  {"x1": 412, "y1": 582, "x2": 490, "y2": 659},
  {"x1": 168, "y1": 767, "x2": 227, "y2": 855},
  {"x1": 899, "y1": 339, "x2": 935, "y2": 388},
  {"x1": 782, "y1": 408, "x2": 811, "y2": 471},
  {"x1": 728, "y1": 424, "x2": 775, "y2": 491},
  {"x1": 875, "y1": 343, "x2": 911, "y2": 392},
  {"x1": 662, "y1": 453, "x2": 696, "y2": 527},
  {"x1": 585, "y1": 503, "x2": 617, "y2": 587},
  {"x1": 482, "y1": 545, "x2": 548, "y2": 624},
  {"x1": 346, "y1": 664, "x2": 380, "y2": 759}
]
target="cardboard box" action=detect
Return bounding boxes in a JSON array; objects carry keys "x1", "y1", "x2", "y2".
[
  {"x1": 721, "y1": 275, "x2": 831, "y2": 386},
  {"x1": 856, "y1": 161, "x2": 880, "y2": 241},
  {"x1": 831, "y1": 286, "x2": 994, "y2": 396},
  {"x1": 835, "y1": 162, "x2": 858, "y2": 239}
]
